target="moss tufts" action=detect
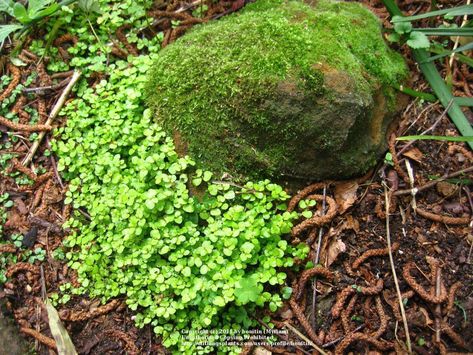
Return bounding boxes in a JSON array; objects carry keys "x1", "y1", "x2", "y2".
[{"x1": 146, "y1": 0, "x2": 407, "y2": 180}]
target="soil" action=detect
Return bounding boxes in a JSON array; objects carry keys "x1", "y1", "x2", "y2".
[{"x1": 0, "y1": 0, "x2": 472, "y2": 354}]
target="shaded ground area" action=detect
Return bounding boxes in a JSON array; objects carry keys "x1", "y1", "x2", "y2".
[{"x1": 0, "y1": 0, "x2": 472, "y2": 354}]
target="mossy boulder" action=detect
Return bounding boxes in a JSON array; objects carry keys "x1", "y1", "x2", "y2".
[{"x1": 146, "y1": 0, "x2": 407, "y2": 181}]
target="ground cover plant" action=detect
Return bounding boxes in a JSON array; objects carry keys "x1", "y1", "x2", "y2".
[
  {"x1": 4, "y1": 0, "x2": 312, "y2": 353},
  {"x1": 54, "y1": 54, "x2": 309, "y2": 354},
  {"x1": 0, "y1": 0, "x2": 472, "y2": 354}
]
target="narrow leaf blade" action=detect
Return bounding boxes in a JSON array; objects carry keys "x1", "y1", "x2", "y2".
[
  {"x1": 454, "y1": 97, "x2": 473, "y2": 107},
  {"x1": 396, "y1": 135, "x2": 473, "y2": 142},
  {"x1": 45, "y1": 300, "x2": 78, "y2": 355},
  {"x1": 423, "y1": 41, "x2": 473, "y2": 63},
  {"x1": 414, "y1": 50, "x2": 473, "y2": 149},
  {"x1": 416, "y1": 27, "x2": 473, "y2": 36},
  {"x1": 392, "y1": 4, "x2": 473, "y2": 22}
]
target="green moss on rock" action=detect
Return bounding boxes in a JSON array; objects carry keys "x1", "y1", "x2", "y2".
[{"x1": 146, "y1": 0, "x2": 407, "y2": 181}]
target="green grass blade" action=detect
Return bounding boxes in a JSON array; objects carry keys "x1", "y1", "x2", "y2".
[
  {"x1": 430, "y1": 45, "x2": 473, "y2": 67},
  {"x1": 423, "y1": 41, "x2": 473, "y2": 63},
  {"x1": 414, "y1": 50, "x2": 473, "y2": 149},
  {"x1": 383, "y1": 0, "x2": 403, "y2": 16},
  {"x1": 383, "y1": 0, "x2": 473, "y2": 150},
  {"x1": 455, "y1": 97, "x2": 473, "y2": 107},
  {"x1": 397, "y1": 135, "x2": 473, "y2": 142},
  {"x1": 392, "y1": 4, "x2": 473, "y2": 22},
  {"x1": 397, "y1": 85, "x2": 437, "y2": 102},
  {"x1": 445, "y1": 6, "x2": 473, "y2": 17},
  {"x1": 416, "y1": 27, "x2": 473, "y2": 36}
]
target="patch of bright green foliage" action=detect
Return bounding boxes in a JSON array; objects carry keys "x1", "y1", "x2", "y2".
[
  {"x1": 28, "y1": 0, "x2": 161, "y2": 74},
  {"x1": 44, "y1": 0, "x2": 310, "y2": 353},
  {"x1": 55, "y1": 55, "x2": 308, "y2": 354},
  {"x1": 146, "y1": 0, "x2": 407, "y2": 179}
]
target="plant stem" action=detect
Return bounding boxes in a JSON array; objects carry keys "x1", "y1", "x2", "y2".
[
  {"x1": 22, "y1": 71, "x2": 81, "y2": 166},
  {"x1": 384, "y1": 184, "x2": 412, "y2": 354},
  {"x1": 87, "y1": 18, "x2": 106, "y2": 54}
]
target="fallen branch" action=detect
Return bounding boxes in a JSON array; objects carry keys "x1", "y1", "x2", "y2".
[{"x1": 22, "y1": 71, "x2": 81, "y2": 166}]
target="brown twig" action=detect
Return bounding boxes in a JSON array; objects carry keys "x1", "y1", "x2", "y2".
[
  {"x1": 394, "y1": 165, "x2": 473, "y2": 196},
  {"x1": 434, "y1": 264, "x2": 442, "y2": 343},
  {"x1": 396, "y1": 99, "x2": 453, "y2": 157},
  {"x1": 22, "y1": 71, "x2": 81, "y2": 166},
  {"x1": 22, "y1": 77, "x2": 70, "y2": 94},
  {"x1": 384, "y1": 183, "x2": 412, "y2": 353}
]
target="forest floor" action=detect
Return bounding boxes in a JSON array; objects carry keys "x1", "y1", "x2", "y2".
[{"x1": 0, "y1": 0, "x2": 472, "y2": 354}]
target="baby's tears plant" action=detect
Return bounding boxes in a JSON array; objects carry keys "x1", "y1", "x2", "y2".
[{"x1": 53, "y1": 51, "x2": 309, "y2": 353}]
